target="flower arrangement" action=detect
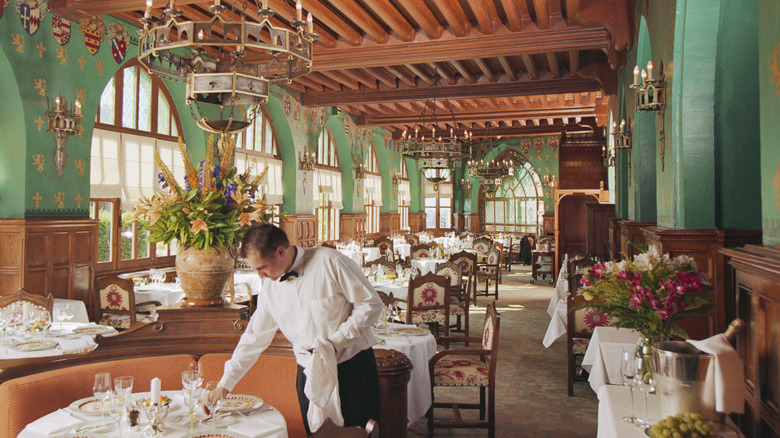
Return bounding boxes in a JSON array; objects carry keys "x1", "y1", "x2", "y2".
[
  {"x1": 133, "y1": 134, "x2": 282, "y2": 251},
  {"x1": 579, "y1": 246, "x2": 715, "y2": 344}
]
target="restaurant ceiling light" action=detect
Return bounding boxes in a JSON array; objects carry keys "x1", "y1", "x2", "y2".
[{"x1": 138, "y1": 0, "x2": 316, "y2": 134}]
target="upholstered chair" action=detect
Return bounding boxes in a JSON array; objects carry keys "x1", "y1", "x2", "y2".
[
  {"x1": 410, "y1": 244, "x2": 431, "y2": 259},
  {"x1": 475, "y1": 246, "x2": 502, "y2": 301},
  {"x1": 566, "y1": 293, "x2": 611, "y2": 396},
  {"x1": 399, "y1": 272, "x2": 450, "y2": 338},
  {"x1": 435, "y1": 261, "x2": 470, "y2": 337},
  {"x1": 94, "y1": 275, "x2": 161, "y2": 330}
]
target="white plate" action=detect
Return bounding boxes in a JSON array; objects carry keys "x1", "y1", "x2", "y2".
[
  {"x1": 72, "y1": 326, "x2": 113, "y2": 335},
  {"x1": 200, "y1": 415, "x2": 236, "y2": 428},
  {"x1": 191, "y1": 433, "x2": 237, "y2": 438},
  {"x1": 218, "y1": 394, "x2": 264, "y2": 413},
  {"x1": 73, "y1": 420, "x2": 115, "y2": 434},
  {"x1": 10, "y1": 340, "x2": 58, "y2": 351},
  {"x1": 69, "y1": 397, "x2": 111, "y2": 415},
  {"x1": 396, "y1": 327, "x2": 431, "y2": 336}
]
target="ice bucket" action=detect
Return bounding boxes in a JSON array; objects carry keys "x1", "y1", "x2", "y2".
[{"x1": 651, "y1": 341, "x2": 716, "y2": 421}]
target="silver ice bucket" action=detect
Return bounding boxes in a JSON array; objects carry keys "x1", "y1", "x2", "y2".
[{"x1": 651, "y1": 341, "x2": 716, "y2": 421}]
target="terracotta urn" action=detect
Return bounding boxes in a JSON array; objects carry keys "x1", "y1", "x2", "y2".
[{"x1": 175, "y1": 245, "x2": 235, "y2": 306}]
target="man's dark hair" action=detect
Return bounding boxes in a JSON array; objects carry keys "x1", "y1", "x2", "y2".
[{"x1": 240, "y1": 223, "x2": 290, "y2": 258}]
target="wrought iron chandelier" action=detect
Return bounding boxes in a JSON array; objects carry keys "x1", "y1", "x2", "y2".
[
  {"x1": 400, "y1": 74, "x2": 471, "y2": 190},
  {"x1": 138, "y1": 0, "x2": 316, "y2": 134},
  {"x1": 466, "y1": 123, "x2": 513, "y2": 196}
]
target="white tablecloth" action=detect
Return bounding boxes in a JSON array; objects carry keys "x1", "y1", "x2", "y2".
[
  {"x1": 134, "y1": 283, "x2": 187, "y2": 306},
  {"x1": 19, "y1": 390, "x2": 288, "y2": 438},
  {"x1": 374, "y1": 323, "x2": 437, "y2": 427},
  {"x1": 582, "y1": 327, "x2": 641, "y2": 393},
  {"x1": 339, "y1": 250, "x2": 366, "y2": 266},
  {"x1": 234, "y1": 270, "x2": 263, "y2": 296},
  {"x1": 543, "y1": 298, "x2": 567, "y2": 348},
  {"x1": 596, "y1": 385, "x2": 743, "y2": 438},
  {"x1": 362, "y1": 247, "x2": 381, "y2": 263},
  {"x1": 371, "y1": 280, "x2": 409, "y2": 301},
  {"x1": 53, "y1": 298, "x2": 89, "y2": 323},
  {"x1": 395, "y1": 243, "x2": 411, "y2": 260},
  {"x1": 548, "y1": 261, "x2": 569, "y2": 316},
  {"x1": 411, "y1": 259, "x2": 446, "y2": 276},
  {"x1": 1, "y1": 322, "x2": 116, "y2": 359}
]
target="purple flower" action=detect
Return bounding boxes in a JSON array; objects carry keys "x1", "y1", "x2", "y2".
[
  {"x1": 157, "y1": 172, "x2": 168, "y2": 189},
  {"x1": 183, "y1": 174, "x2": 191, "y2": 191}
]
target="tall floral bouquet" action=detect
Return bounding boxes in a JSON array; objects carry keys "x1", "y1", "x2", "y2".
[
  {"x1": 133, "y1": 134, "x2": 282, "y2": 251},
  {"x1": 579, "y1": 246, "x2": 715, "y2": 344}
]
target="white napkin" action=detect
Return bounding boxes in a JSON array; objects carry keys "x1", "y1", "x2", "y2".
[
  {"x1": 24, "y1": 410, "x2": 84, "y2": 436},
  {"x1": 687, "y1": 334, "x2": 745, "y2": 414},
  {"x1": 227, "y1": 414, "x2": 285, "y2": 437},
  {"x1": 295, "y1": 337, "x2": 343, "y2": 431}
]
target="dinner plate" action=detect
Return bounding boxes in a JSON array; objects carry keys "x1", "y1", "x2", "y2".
[
  {"x1": 69, "y1": 397, "x2": 112, "y2": 415},
  {"x1": 396, "y1": 327, "x2": 430, "y2": 336},
  {"x1": 10, "y1": 339, "x2": 59, "y2": 351},
  {"x1": 72, "y1": 326, "x2": 113, "y2": 335},
  {"x1": 200, "y1": 415, "x2": 236, "y2": 428},
  {"x1": 73, "y1": 420, "x2": 115, "y2": 434},
  {"x1": 191, "y1": 434, "x2": 236, "y2": 438},
  {"x1": 218, "y1": 394, "x2": 264, "y2": 413}
]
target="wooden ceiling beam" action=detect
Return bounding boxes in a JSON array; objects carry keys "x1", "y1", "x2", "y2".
[
  {"x1": 360, "y1": 105, "x2": 598, "y2": 126},
  {"x1": 311, "y1": 28, "x2": 612, "y2": 70},
  {"x1": 310, "y1": 72, "x2": 344, "y2": 92},
  {"x1": 406, "y1": 64, "x2": 434, "y2": 85},
  {"x1": 303, "y1": 77, "x2": 603, "y2": 106},
  {"x1": 498, "y1": 57, "x2": 517, "y2": 81},
  {"x1": 474, "y1": 58, "x2": 495, "y2": 82},
  {"x1": 394, "y1": 0, "x2": 443, "y2": 39},
  {"x1": 327, "y1": 0, "x2": 389, "y2": 43},
  {"x1": 299, "y1": 0, "x2": 363, "y2": 46},
  {"x1": 569, "y1": 50, "x2": 580, "y2": 75},
  {"x1": 429, "y1": 63, "x2": 456, "y2": 85},
  {"x1": 329, "y1": 70, "x2": 361, "y2": 90},
  {"x1": 501, "y1": 97, "x2": 515, "y2": 108},
  {"x1": 361, "y1": 0, "x2": 416, "y2": 42},
  {"x1": 386, "y1": 66, "x2": 417, "y2": 87},
  {"x1": 340, "y1": 69, "x2": 378, "y2": 89},
  {"x1": 547, "y1": 52, "x2": 560, "y2": 78},
  {"x1": 521, "y1": 55, "x2": 539, "y2": 80},
  {"x1": 364, "y1": 68, "x2": 397, "y2": 88},
  {"x1": 471, "y1": 0, "x2": 499, "y2": 35},
  {"x1": 431, "y1": 0, "x2": 471, "y2": 37},
  {"x1": 499, "y1": 0, "x2": 524, "y2": 31},
  {"x1": 256, "y1": 0, "x2": 339, "y2": 48},
  {"x1": 533, "y1": 0, "x2": 550, "y2": 30},
  {"x1": 294, "y1": 76, "x2": 325, "y2": 93},
  {"x1": 450, "y1": 60, "x2": 475, "y2": 84}
]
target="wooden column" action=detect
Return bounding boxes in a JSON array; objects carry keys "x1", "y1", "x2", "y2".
[
  {"x1": 607, "y1": 217, "x2": 622, "y2": 260},
  {"x1": 374, "y1": 348, "x2": 412, "y2": 438},
  {"x1": 409, "y1": 213, "x2": 425, "y2": 233},
  {"x1": 617, "y1": 220, "x2": 656, "y2": 259},
  {"x1": 280, "y1": 214, "x2": 317, "y2": 247},
  {"x1": 380, "y1": 213, "x2": 400, "y2": 236},
  {"x1": 341, "y1": 214, "x2": 367, "y2": 243}
]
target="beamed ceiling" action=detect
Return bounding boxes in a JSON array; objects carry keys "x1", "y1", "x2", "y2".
[{"x1": 52, "y1": 0, "x2": 634, "y2": 141}]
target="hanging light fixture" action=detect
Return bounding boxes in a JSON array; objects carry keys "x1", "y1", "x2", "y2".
[
  {"x1": 138, "y1": 0, "x2": 316, "y2": 134},
  {"x1": 466, "y1": 122, "x2": 513, "y2": 195},
  {"x1": 400, "y1": 73, "x2": 471, "y2": 190}
]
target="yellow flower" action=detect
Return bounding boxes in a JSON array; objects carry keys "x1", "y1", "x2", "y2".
[
  {"x1": 232, "y1": 190, "x2": 251, "y2": 206},
  {"x1": 190, "y1": 218, "x2": 208, "y2": 235},
  {"x1": 238, "y1": 212, "x2": 253, "y2": 227}
]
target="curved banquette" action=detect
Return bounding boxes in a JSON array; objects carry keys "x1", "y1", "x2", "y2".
[{"x1": 0, "y1": 304, "x2": 411, "y2": 438}]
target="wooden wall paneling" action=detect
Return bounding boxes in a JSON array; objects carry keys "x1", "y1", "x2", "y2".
[
  {"x1": 409, "y1": 213, "x2": 425, "y2": 233},
  {"x1": 0, "y1": 220, "x2": 25, "y2": 294},
  {"x1": 721, "y1": 245, "x2": 780, "y2": 438},
  {"x1": 558, "y1": 194, "x2": 598, "y2": 257},
  {"x1": 469, "y1": 213, "x2": 479, "y2": 233},
  {"x1": 607, "y1": 217, "x2": 621, "y2": 260},
  {"x1": 542, "y1": 213, "x2": 555, "y2": 237},
  {"x1": 585, "y1": 203, "x2": 615, "y2": 259},
  {"x1": 281, "y1": 215, "x2": 317, "y2": 247},
  {"x1": 558, "y1": 133, "x2": 608, "y2": 190},
  {"x1": 380, "y1": 213, "x2": 400, "y2": 236},
  {"x1": 340, "y1": 214, "x2": 367, "y2": 243},
  {"x1": 617, "y1": 220, "x2": 656, "y2": 260}
]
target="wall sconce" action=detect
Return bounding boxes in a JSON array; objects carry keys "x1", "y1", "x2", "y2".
[
  {"x1": 630, "y1": 60, "x2": 667, "y2": 170},
  {"x1": 354, "y1": 162, "x2": 366, "y2": 193},
  {"x1": 543, "y1": 174, "x2": 557, "y2": 199},
  {"x1": 298, "y1": 149, "x2": 315, "y2": 194},
  {"x1": 461, "y1": 178, "x2": 472, "y2": 199},
  {"x1": 391, "y1": 171, "x2": 401, "y2": 197},
  {"x1": 609, "y1": 118, "x2": 633, "y2": 181},
  {"x1": 45, "y1": 96, "x2": 82, "y2": 178}
]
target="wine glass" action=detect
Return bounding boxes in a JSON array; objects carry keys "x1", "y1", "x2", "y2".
[
  {"x1": 0, "y1": 308, "x2": 11, "y2": 347},
  {"x1": 202, "y1": 381, "x2": 223, "y2": 430},
  {"x1": 620, "y1": 349, "x2": 638, "y2": 424},
  {"x1": 633, "y1": 352, "x2": 655, "y2": 429},
  {"x1": 182, "y1": 385, "x2": 201, "y2": 433},
  {"x1": 181, "y1": 367, "x2": 203, "y2": 392},
  {"x1": 93, "y1": 372, "x2": 112, "y2": 419},
  {"x1": 114, "y1": 376, "x2": 134, "y2": 401}
]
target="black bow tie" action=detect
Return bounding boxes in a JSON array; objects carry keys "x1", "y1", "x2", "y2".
[{"x1": 280, "y1": 271, "x2": 299, "y2": 282}]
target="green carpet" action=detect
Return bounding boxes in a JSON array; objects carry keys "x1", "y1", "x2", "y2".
[{"x1": 408, "y1": 265, "x2": 599, "y2": 437}]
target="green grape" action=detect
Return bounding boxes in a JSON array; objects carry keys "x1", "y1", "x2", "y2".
[{"x1": 650, "y1": 412, "x2": 718, "y2": 438}]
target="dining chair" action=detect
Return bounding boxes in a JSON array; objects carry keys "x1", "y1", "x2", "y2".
[
  {"x1": 404, "y1": 233, "x2": 420, "y2": 246},
  {"x1": 0, "y1": 288, "x2": 54, "y2": 319},
  {"x1": 310, "y1": 418, "x2": 378, "y2": 438},
  {"x1": 567, "y1": 256, "x2": 597, "y2": 297},
  {"x1": 435, "y1": 261, "x2": 470, "y2": 339},
  {"x1": 427, "y1": 302, "x2": 500, "y2": 438},
  {"x1": 491, "y1": 241, "x2": 505, "y2": 284},
  {"x1": 449, "y1": 250, "x2": 478, "y2": 308},
  {"x1": 94, "y1": 275, "x2": 162, "y2": 330},
  {"x1": 566, "y1": 293, "x2": 611, "y2": 396},
  {"x1": 399, "y1": 272, "x2": 450, "y2": 338},
  {"x1": 410, "y1": 244, "x2": 431, "y2": 259},
  {"x1": 321, "y1": 241, "x2": 336, "y2": 249},
  {"x1": 475, "y1": 246, "x2": 502, "y2": 302},
  {"x1": 471, "y1": 237, "x2": 492, "y2": 260},
  {"x1": 364, "y1": 258, "x2": 395, "y2": 276},
  {"x1": 374, "y1": 237, "x2": 393, "y2": 255}
]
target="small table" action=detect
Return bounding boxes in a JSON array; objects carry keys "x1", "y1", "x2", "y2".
[
  {"x1": 411, "y1": 258, "x2": 446, "y2": 276},
  {"x1": 371, "y1": 280, "x2": 409, "y2": 301},
  {"x1": 582, "y1": 327, "x2": 641, "y2": 392},
  {"x1": 0, "y1": 322, "x2": 116, "y2": 359},
  {"x1": 531, "y1": 250, "x2": 554, "y2": 284}
]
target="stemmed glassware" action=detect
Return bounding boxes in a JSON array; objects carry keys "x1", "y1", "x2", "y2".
[
  {"x1": 93, "y1": 372, "x2": 112, "y2": 419},
  {"x1": 634, "y1": 349, "x2": 655, "y2": 429},
  {"x1": 25, "y1": 308, "x2": 51, "y2": 340},
  {"x1": 54, "y1": 304, "x2": 75, "y2": 331},
  {"x1": 0, "y1": 309, "x2": 11, "y2": 347},
  {"x1": 203, "y1": 381, "x2": 224, "y2": 431},
  {"x1": 620, "y1": 349, "x2": 638, "y2": 424},
  {"x1": 182, "y1": 366, "x2": 203, "y2": 433}
]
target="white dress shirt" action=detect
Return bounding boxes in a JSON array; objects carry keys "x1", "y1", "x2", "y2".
[{"x1": 219, "y1": 246, "x2": 383, "y2": 392}]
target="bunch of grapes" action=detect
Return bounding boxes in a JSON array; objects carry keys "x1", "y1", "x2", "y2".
[{"x1": 647, "y1": 412, "x2": 717, "y2": 438}]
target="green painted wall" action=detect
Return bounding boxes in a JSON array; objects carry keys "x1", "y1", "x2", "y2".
[
  {"x1": 0, "y1": 42, "x2": 26, "y2": 218},
  {"x1": 758, "y1": 0, "x2": 780, "y2": 246}
]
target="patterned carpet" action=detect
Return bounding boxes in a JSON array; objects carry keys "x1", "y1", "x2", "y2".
[{"x1": 407, "y1": 265, "x2": 599, "y2": 437}]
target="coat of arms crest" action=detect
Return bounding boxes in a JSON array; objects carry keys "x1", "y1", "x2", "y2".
[
  {"x1": 80, "y1": 16, "x2": 105, "y2": 55},
  {"x1": 15, "y1": 0, "x2": 46, "y2": 35},
  {"x1": 107, "y1": 22, "x2": 129, "y2": 63},
  {"x1": 52, "y1": 14, "x2": 71, "y2": 45}
]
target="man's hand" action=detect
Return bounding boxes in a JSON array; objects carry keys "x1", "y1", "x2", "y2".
[{"x1": 203, "y1": 385, "x2": 229, "y2": 415}]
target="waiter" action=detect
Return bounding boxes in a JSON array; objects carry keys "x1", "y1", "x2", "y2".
[{"x1": 209, "y1": 223, "x2": 383, "y2": 435}]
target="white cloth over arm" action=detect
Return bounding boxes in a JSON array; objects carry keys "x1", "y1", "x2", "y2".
[
  {"x1": 687, "y1": 334, "x2": 745, "y2": 414},
  {"x1": 296, "y1": 337, "x2": 343, "y2": 430}
]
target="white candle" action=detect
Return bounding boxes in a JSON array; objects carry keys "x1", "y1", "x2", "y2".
[
  {"x1": 145, "y1": 0, "x2": 152, "y2": 18},
  {"x1": 632, "y1": 65, "x2": 639, "y2": 85},
  {"x1": 75, "y1": 100, "x2": 82, "y2": 115},
  {"x1": 296, "y1": 0, "x2": 302, "y2": 21},
  {"x1": 620, "y1": 119, "x2": 626, "y2": 130},
  {"x1": 150, "y1": 377, "x2": 161, "y2": 405},
  {"x1": 640, "y1": 69, "x2": 647, "y2": 82},
  {"x1": 262, "y1": 0, "x2": 268, "y2": 9},
  {"x1": 647, "y1": 60, "x2": 654, "y2": 81},
  {"x1": 307, "y1": 12, "x2": 313, "y2": 33}
]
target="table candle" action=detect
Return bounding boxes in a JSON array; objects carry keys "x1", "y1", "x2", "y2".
[{"x1": 150, "y1": 377, "x2": 161, "y2": 405}]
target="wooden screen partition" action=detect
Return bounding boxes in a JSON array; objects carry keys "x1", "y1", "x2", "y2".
[
  {"x1": 720, "y1": 245, "x2": 780, "y2": 438},
  {"x1": 553, "y1": 188, "x2": 610, "y2": 278},
  {"x1": 617, "y1": 220, "x2": 656, "y2": 259},
  {"x1": 281, "y1": 214, "x2": 317, "y2": 248},
  {"x1": 380, "y1": 212, "x2": 400, "y2": 237},
  {"x1": 409, "y1": 213, "x2": 425, "y2": 233},
  {"x1": 341, "y1": 214, "x2": 367, "y2": 243},
  {"x1": 585, "y1": 203, "x2": 615, "y2": 259}
]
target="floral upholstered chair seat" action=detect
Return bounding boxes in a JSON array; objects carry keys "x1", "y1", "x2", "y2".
[
  {"x1": 403, "y1": 272, "x2": 451, "y2": 337},
  {"x1": 410, "y1": 245, "x2": 431, "y2": 259},
  {"x1": 95, "y1": 275, "x2": 161, "y2": 330},
  {"x1": 433, "y1": 357, "x2": 489, "y2": 386},
  {"x1": 566, "y1": 294, "x2": 611, "y2": 395}
]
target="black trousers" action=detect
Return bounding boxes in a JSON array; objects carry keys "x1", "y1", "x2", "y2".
[{"x1": 296, "y1": 347, "x2": 381, "y2": 436}]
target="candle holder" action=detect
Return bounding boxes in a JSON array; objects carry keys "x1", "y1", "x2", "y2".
[
  {"x1": 630, "y1": 60, "x2": 667, "y2": 170},
  {"x1": 298, "y1": 148, "x2": 316, "y2": 194},
  {"x1": 142, "y1": 402, "x2": 170, "y2": 436},
  {"x1": 44, "y1": 95, "x2": 82, "y2": 178}
]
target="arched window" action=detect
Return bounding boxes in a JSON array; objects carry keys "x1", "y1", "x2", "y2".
[
  {"x1": 424, "y1": 174, "x2": 453, "y2": 231},
  {"x1": 398, "y1": 158, "x2": 410, "y2": 231},
  {"x1": 90, "y1": 60, "x2": 184, "y2": 272},
  {"x1": 484, "y1": 157, "x2": 545, "y2": 235},
  {"x1": 315, "y1": 125, "x2": 342, "y2": 242},
  {"x1": 235, "y1": 107, "x2": 283, "y2": 225},
  {"x1": 363, "y1": 138, "x2": 381, "y2": 235}
]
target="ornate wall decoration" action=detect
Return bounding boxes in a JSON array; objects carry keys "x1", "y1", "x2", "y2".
[
  {"x1": 107, "y1": 23, "x2": 129, "y2": 64},
  {"x1": 770, "y1": 43, "x2": 780, "y2": 95},
  {"x1": 283, "y1": 92, "x2": 292, "y2": 117},
  {"x1": 80, "y1": 16, "x2": 105, "y2": 55},
  {"x1": 32, "y1": 153, "x2": 44, "y2": 171},
  {"x1": 521, "y1": 138, "x2": 531, "y2": 154},
  {"x1": 56, "y1": 47, "x2": 67, "y2": 64},
  {"x1": 12, "y1": 33, "x2": 24, "y2": 53},
  {"x1": 15, "y1": 0, "x2": 46, "y2": 35},
  {"x1": 52, "y1": 14, "x2": 71, "y2": 45},
  {"x1": 534, "y1": 137, "x2": 544, "y2": 153}
]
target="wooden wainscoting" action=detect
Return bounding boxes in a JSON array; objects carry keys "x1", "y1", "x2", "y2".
[
  {"x1": 720, "y1": 245, "x2": 780, "y2": 438},
  {"x1": 607, "y1": 217, "x2": 622, "y2": 260},
  {"x1": 586, "y1": 203, "x2": 615, "y2": 258},
  {"x1": 281, "y1": 215, "x2": 317, "y2": 248},
  {"x1": 409, "y1": 213, "x2": 425, "y2": 233},
  {"x1": 644, "y1": 227, "x2": 762, "y2": 339},
  {"x1": 468, "y1": 213, "x2": 479, "y2": 233},
  {"x1": 341, "y1": 214, "x2": 367, "y2": 243},
  {"x1": 380, "y1": 212, "x2": 400, "y2": 236},
  {"x1": 617, "y1": 220, "x2": 656, "y2": 259},
  {"x1": 0, "y1": 218, "x2": 97, "y2": 312}
]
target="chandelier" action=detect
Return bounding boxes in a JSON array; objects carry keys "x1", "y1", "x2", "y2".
[
  {"x1": 400, "y1": 74, "x2": 471, "y2": 190},
  {"x1": 138, "y1": 0, "x2": 316, "y2": 134},
  {"x1": 468, "y1": 158, "x2": 513, "y2": 196}
]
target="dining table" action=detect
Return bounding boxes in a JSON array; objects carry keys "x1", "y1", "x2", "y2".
[
  {"x1": 411, "y1": 258, "x2": 447, "y2": 276},
  {"x1": 581, "y1": 326, "x2": 641, "y2": 393},
  {"x1": 18, "y1": 390, "x2": 288, "y2": 438},
  {"x1": 134, "y1": 282, "x2": 187, "y2": 306},
  {"x1": 373, "y1": 322, "x2": 437, "y2": 427},
  {"x1": 53, "y1": 298, "x2": 90, "y2": 323},
  {"x1": 370, "y1": 278, "x2": 409, "y2": 301},
  {"x1": 0, "y1": 322, "x2": 117, "y2": 360}
]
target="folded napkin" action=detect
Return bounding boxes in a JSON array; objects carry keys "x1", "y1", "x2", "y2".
[
  {"x1": 687, "y1": 334, "x2": 745, "y2": 414},
  {"x1": 295, "y1": 337, "x2": 343, "y2": 431},
  {"x1": 228, "y1": 414, "x2": 286, "y2": 437},
  {"x1": 24, "y1": 410, "x2": 84, "y2": 436}
]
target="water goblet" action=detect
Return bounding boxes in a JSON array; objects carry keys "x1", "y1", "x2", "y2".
[
  {"x1": 620, "y1": 349, "x2": 638, "y2": 424},
  {"x1": 93, "y1": 372, "x2": 112, "y2": 419},
  {"x1": 54, "y1": 306, "x2": 68, "y2": 331},
  {"x1": 114, "y1": 376, "x2": 134, "y2": 400},
  {"x1": 182, "y1": 386, "x2": 201, "y2": 432},
  {"x1": 202, "y1": 381, "x2": 224, "y2": 431},
  {"x1": 0, "y1": 309, "x2": 11, "y2": 347},
  {"x1": 633, "y1": 353, "x2": 655, "y2": 429}
]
